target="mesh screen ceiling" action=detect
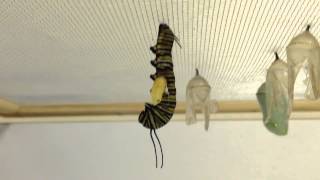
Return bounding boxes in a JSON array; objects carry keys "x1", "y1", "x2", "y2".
[{"x1": 0, "y1": 0, "x2": 319, "y2": 104}]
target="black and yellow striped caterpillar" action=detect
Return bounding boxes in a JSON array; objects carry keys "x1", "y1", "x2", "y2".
[{"x1": 138, "y1": 23, "x2": 180, "y2": 168}]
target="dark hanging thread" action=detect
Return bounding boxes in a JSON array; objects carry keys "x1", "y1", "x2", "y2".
[
  {"x1": 153, "y1": 129, "x2": 164, "y2": 168},
  {"x1": 150, "y1": 129, "x2": 164, "y2": 168},
  {"x1": 150, "y1": 129, "x2": 158, "y2": 168}
]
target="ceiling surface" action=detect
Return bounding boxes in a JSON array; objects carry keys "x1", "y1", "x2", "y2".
[{"x1": 0, "y1": 0, "x2": 320, "y2": 104}]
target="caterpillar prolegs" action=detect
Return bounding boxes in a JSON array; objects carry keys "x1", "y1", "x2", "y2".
[{"x1": 138, "y1": 24, "x2": 180, "y2": 168}]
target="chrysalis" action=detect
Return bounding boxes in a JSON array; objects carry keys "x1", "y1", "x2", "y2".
[
  {"x1": 256, "y1": 53, "x2": 290, "y2": 135},
  {"x1": 286, "y1": 25, "x2": 320, "y2": 100},
  {"x1": 186, "y1": 69, "x2": 216, "y2": 131}
]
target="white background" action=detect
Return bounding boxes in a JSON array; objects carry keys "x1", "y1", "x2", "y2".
[{"x1": 0, "y1": 119, "x2": 319, "y2": 180}]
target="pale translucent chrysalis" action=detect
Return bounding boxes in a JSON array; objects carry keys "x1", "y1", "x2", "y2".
[
  {"x1": 186, "y1": 69, "x2": 216, "y2": 131},
  {"x1": 286, "y1": 25, "x2": 320, "y2": 100}
]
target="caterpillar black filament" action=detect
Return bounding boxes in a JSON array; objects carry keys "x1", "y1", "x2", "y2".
[{"x1": 138, "y1": 23, "x2": 180, "y2": 168}]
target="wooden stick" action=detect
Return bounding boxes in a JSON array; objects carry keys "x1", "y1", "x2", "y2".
[
  {"x1": 1, "y1": 112, "x2": 320, "y2": 124},
  {"x1": 0, "y1": 99, "x2": 320, "y2": 117},
  {"x1": 0, "y1": 99, "x2": 19, "y2": 115}
]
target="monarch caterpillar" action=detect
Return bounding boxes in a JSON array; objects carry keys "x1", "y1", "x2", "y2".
[{"x1": 138, "y1": 23, "x2": 181, "y2": 168}]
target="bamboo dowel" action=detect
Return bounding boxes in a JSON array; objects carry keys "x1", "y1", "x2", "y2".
[
  {"x1": 0, "y1": 99, "x2": 320, "y2": 117},
  {"x1": 2, "y1": 112, "x2": 320, "y2": 124},
  {"x1": 0, "y1": 99, "x2": 19, "y2": 115},
  {"x1": 17, "y1": 103, "x2": 145, "y2": 116}
]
